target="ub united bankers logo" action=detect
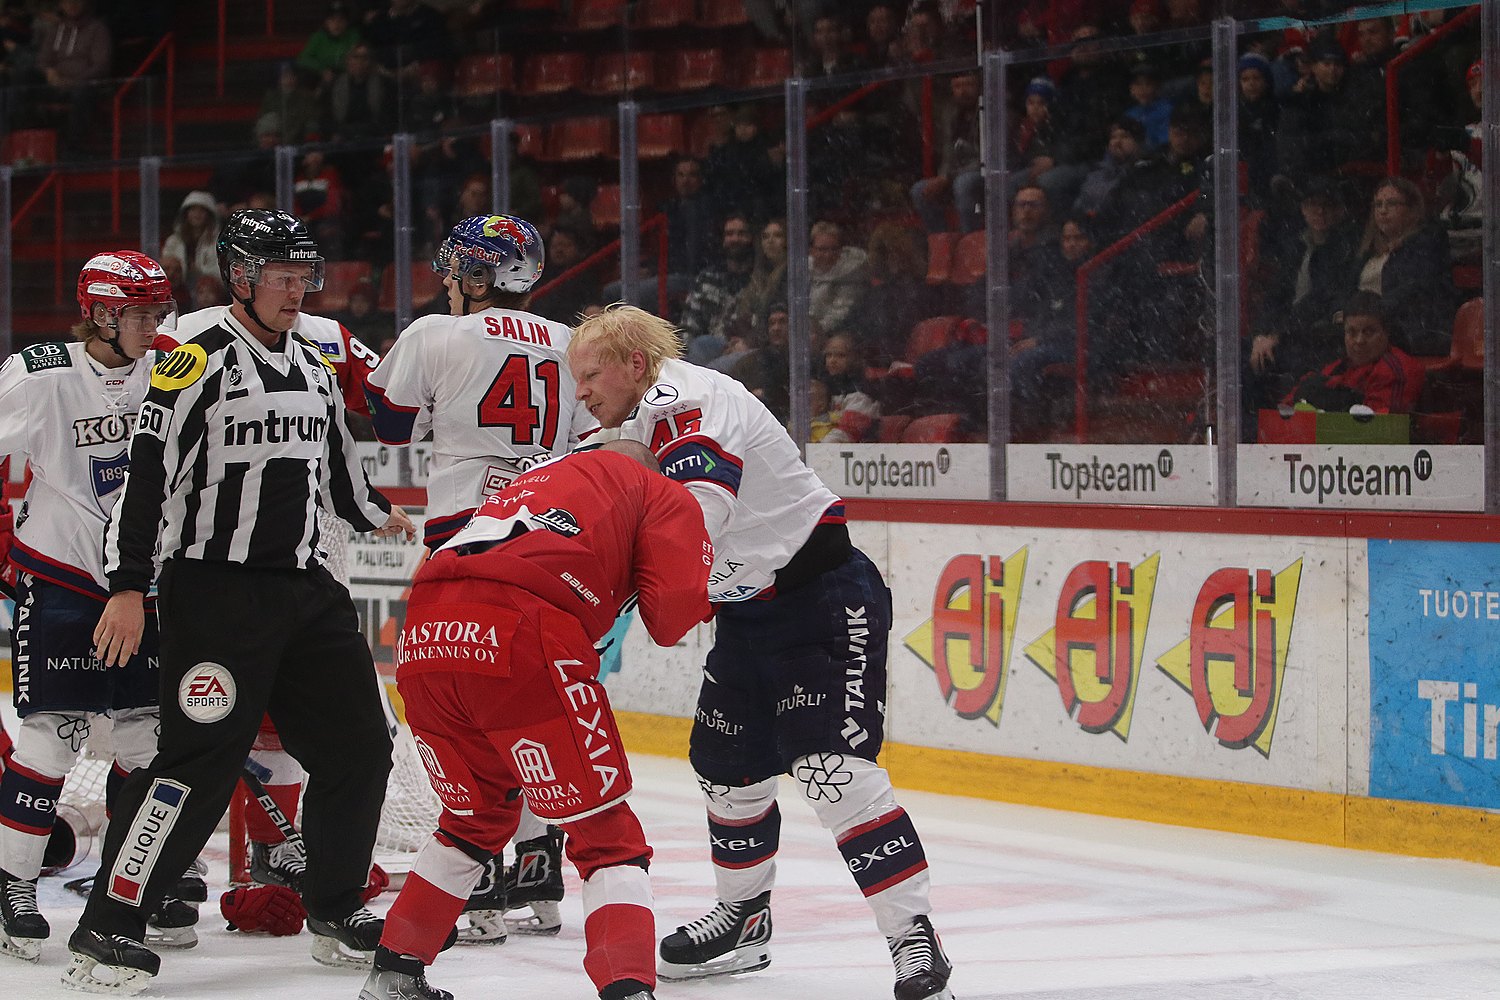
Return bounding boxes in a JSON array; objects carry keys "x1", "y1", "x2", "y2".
[
  {"x1": 179, "y1": 662, "x2": 236, "y2": 723},
  {"x1": 89, "y1": 450, "x2": 129, "y2": 509}
]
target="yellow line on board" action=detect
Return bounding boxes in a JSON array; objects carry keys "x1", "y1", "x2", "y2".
[{"x1": 614, "y1": 711, "x2": 1500, "y2": 869}]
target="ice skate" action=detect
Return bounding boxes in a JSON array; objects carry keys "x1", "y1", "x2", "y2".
[
  {"x1": 358, "y1": 946, "x2": 454, "y2": 1000},
  {"x1": 503, "y1": 827, "x2": 564, "y2": 936},
  {"x1": 456, "y1": 854, "x2": 507, "y2": 945},
  {"x1": 0, "y1": 868, "x2": 49, "y2": 962},
  {"x1": 145, "y1": 895, "x2": 199, "y2": 950},
  {"x1": 887, "y1": 915, "x2": 955, "y2": 1000},
  {"x1": 248, "y1": 838, "x2": 306, "y2": 893},
  {"x1": 601, "y1": 980, "x2": 656, "y2": 1000},
  {"x1": 61, "y1": 926, "x2": 159, "y2": 995},
  {"x1": 308, "y1": 906, "x2": 383, "y2": 967},
  {"x1": 657, "y1": 890, "x2": 772, "y2": 981}
]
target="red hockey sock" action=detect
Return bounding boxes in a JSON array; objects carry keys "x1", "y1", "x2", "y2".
[
  {"x1": 381, "y1": 873, "x2": 467, "y2": 964},
  {"x1": 581, "y1": 865, "x2": 656, "y2": 992},
  {"x1": 245, "y1": 783, "x2": 301, "y2": 844}
]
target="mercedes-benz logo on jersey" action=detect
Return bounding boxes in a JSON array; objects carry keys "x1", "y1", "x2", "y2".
[
  {"x1": 530, "y1": 507, "x2": 581, "y2": 537},
  {"x1": 644, "y1": 384, "x2": 678, "y2": 406}
]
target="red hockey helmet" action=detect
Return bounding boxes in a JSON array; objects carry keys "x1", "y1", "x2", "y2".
[{"x1": 76, "y1": 250, "x2": 178, "y2": 333}]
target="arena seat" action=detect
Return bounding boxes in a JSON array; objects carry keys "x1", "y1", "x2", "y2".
[
  {"x1": 742, "y1": 49, "x2": 792, "y2": 90},
  {"x1": 587, "y1": 52, "x2": 656, "y2": 96},
  {"x1": 514, "y1": 123, "x2": 547, "y2": 161},
  {"x1": 637, "y1": 0, "x2": 695, "y2": 28},
  {"x1": 519, "y1": 52, "x2": 588, "y2": 96},
  {"x1": 2, "y1": 128, "x2": 57, "y2": 167},
  {"x1": 544, "y1": 117, "x2": 616, "y2": 162},
  {"x1": 590, "y1": 184, "x2": 622, "y2": 228},
  {"x1": 453, "y1": 53, "x2": 515, "y2": 99},
  {"x1": 925, "y1": 232, "x2": 958, "y2": 285},
  {"x1": 637, "y1": 113, "x2": 686, "y2": 159},
  {"x1": 665, "y1": 48, "x2": 728, "y2": 92},
  {"x1": 902, "y1": 413, "x2": 965, "y2": 443},
  {"x1": 698, "y1": 0, "x2": 751, "y2": 28},
  {"x1": 1453, "y1": 297, "x2": 1483, "y2": 371},
  {"x1": 1413, "y1": 411, "x2": 1463, "y2": 445},
  {"x1": 904, "y1": 316, "x2": 960, "y2": 363},
  {"x1": 570, "y1": 0, "x2": 627, "y2": 30},
  {"x1": 877, "y1": 415, "x2": 913, "y2": 443},
  {"x1": 313, "y1": 261, "x2": 374, "y2": 313},
  {"x1": 949, "y1": 231, "x2": 986, "y2": 286},
  {"x1": 378, "y1": 263, "x2": 447, "y2": 314}
]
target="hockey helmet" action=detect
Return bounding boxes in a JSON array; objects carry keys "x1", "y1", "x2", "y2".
[
  {"x1": 217, "y1": 209, "x2": 325, "y2": 293},
  {"x1": 431, "y1": 214, "x2": 545, "y2": 294},
  {"x1": 76, "y1": 250, "x2": 177, "y2": 334}
]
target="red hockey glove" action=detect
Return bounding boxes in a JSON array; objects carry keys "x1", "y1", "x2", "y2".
[
  {"x1": 220, "y1": 884, "x2": 306, "y2": 936},
  {"x1": 361, "y1": 862, "x2": 390, "y2": 902}
]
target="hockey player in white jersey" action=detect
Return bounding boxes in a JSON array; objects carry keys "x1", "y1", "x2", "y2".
[
  {"x1": 365, "y1": 214, "x2": 595, "y2": 942},
  {"x1": 568, "y1": 305, "x2": 955, "y2": 1000},
  {"x1": 0, "y1": 252, "x2": 187, "y2": 961}
]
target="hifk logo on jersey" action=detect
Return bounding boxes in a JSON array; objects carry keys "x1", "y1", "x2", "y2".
[
  {"x1": 1155, "y1": 561, "x2": 1302, "y2": 756},
  {"x1": 482, "y1": 215, "x2": 535, "y2": 249},
  {"x1": 903, "y1": 548, "x2": 1028, "y2": 727},
  {"x1": 89, "y1": 450, "x2": 130, "y2": 507},
  {"x1": 1024, "y1": 554, "x2": 1160, "y2": 741}
]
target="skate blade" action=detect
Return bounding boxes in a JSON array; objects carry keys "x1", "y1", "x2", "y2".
[
  {"x1": 145, "y1": 924, "x2": 198, "y2": 950},
  {"x1": 658, "y1": 947, "x2": 771, "y2": 981},
  {"x1": 504, "y1": 900, "x2": 561, "y2": 936},
  {"x1": 456, "y1": 909, "x2": 508, "y2": 946},
  {"x1": 61, "y1": 952, "x2": 153, "y2": 995},
  {"x1": 0, "y1": 930, "x2": 43, "y2": 963},
  {"x1": 310, "y1": 933, "x2": 375, "y2": 968}
]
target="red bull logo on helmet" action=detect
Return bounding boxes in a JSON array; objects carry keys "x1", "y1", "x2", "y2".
[{"x1": 482, "y1": 215, "x2": 534, "y2": 248}]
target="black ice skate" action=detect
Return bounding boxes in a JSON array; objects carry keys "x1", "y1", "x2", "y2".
[
  {"x1": 357, "y1": 946, "x2": 454, "y2": 1000},
  {"x1": 600, "y1": 978, "x2": 656, "y2": 1000},
  {"x1": 248, "y1": 838, "x2": 306, "y2": 893},
  {"x1": 0, "y1": 868, "x2": 49, "y2": 962},
  {"x1": 503, "y1": 827, "x2": 564, "y2": 935},
  {"x1": 308, "y1": 906, "x2": 384, "y2": 968},
  {"x1": 887, "y1": 915, "x2": 955, "y2": 1000},
  {"x1": 456, "y1": 854, "x2": 507, "y2": 945},
  {"x1": 61, "y1": 926, "x2": 160, "y2": 995},
  {"x1": 146, "y1": 858, "x2": 207, "y2": 949},
  {"x1": 657, "y1": 890, "x2": 772, "y2": 981}
]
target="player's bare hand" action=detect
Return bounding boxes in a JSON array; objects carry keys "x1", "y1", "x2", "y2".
[
  {"x1": 375, "y1": 505, "x2": 417, "y2": 541},
  {"x1": 93, "y1": 591, "x2": 145, "y2": 669}
]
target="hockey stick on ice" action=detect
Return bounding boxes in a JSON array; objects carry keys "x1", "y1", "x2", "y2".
[{"x1": 241, "y1": 757, "x2": 306, "y2": 855}]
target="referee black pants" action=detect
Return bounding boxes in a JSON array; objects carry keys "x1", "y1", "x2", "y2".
[{"x1": 82, "y1": 559, "x2": 394, "y2": 939}]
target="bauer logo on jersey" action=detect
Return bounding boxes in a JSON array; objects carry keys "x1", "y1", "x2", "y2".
[
  {"x1": 90, "y1": 450, "x2": 130, "y2": 506},
  {"x1": 178, "y1": 662, "x2": 236, "y2": 723},
  {"x1": 150, "y1": 343, "x2": 208, "y2": 391},
  {"x1": 530, "y1": 507, "x2": 581, "y2": 537},
  {"x1": 107, "y1": 779, "x2": 189, "y2": 905}
]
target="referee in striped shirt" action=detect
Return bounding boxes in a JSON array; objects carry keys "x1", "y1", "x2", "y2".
[{"x1": 68, "y1": 210, "x2": 416, "y2": 987}]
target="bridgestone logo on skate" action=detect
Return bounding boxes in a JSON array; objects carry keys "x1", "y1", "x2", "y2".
[
  {"x1": 1282, "y1": 451, "x2": 1429, "y2": 503},
  {"x1": 108, "y1": 779, "x2": 189, "y2": 905}
]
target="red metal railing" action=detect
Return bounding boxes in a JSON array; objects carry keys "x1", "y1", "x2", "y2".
[
  {"x1": 1387, "y1": 5, "x2": 1478, "y2": 176},
  {"x1": 112, "y1": 32, "x2": 176, "y2": 231},
  {"x1": 1073, "y1": 191, "x2": 1199, "y2": 439},
  {"x1": 13, "y1": 170, "x2": 66, "y2": 306},
  {"x1": 531, "y1": 212, "x2": 670, "y2": 316},
  {"x1": 217, "y1": 1, "x2": 279, "y2": 97}
]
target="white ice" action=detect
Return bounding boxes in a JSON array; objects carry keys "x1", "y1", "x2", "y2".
[{"x1": 5, "y1": 752, "x2": 1500, "y2": 1000}]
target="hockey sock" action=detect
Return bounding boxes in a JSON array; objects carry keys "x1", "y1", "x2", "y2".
[
  {"x1": 245, "y1": 783, "x2": 301, "y2": 844},
  {"x1": 105, "y1": 762, "x2": 130, "y2": 818},
  {"x1": 514, "y1": 801, "x2": 547, "y2": 843},
  {"x1": 382, "y1": 833, "x2": 484, "y2": 964},
  {"x1": 708, "y1": 802, "x2": 780, "y2": 902},
  {"x1": 0, "y1": 757, "x2": 62, "y2": 881},
  {"x1": 835, "y1": 808, "x2": 932, "y2": 937},
  {"x1": 581, "y1": 863, "x2": 655, "y2": 993}
]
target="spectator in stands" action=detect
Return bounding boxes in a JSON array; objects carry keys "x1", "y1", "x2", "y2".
[
  {"x1": 809, "y1": 378, "x2": 837, "y2": 442},
  {"x1": 1351, "y1": 176, "x2": 1458, "y2": 357},
  {"x1": 220, "y1": 113, "x2": 280, "y2": 210},
  {"x1": 1011, "y1": 216, "x2": 1095, "y2": 441},
  {"x1": 530, "y1": 224, "x2": 599, "y2": 327},
  {"x1": 1038, "y1": 24, "x2": 1130, "y2": 211},
  {"x1": 554, "y1": 176, "x2": 597, "y2": 248},
  {"x1": 729, "y1": 218, "x2": 788, "y2": 349},
  {"x1": 802, "y1": 13, "x2": 863, "y2": 78},
  {"x1": 1073, "y1": 118, "x2": 1147, "y2": 219},
  {"x1": 335, "y1": 278, "x2": 390, "y2": 347},
  {"x1": 1276, "y1": 36, "x2": 1383, "y2": 184},
  {"x1": 294, "y1": 149, "x2": 346, "y2": 258},
  {"x1": 324, "y1": 42, "x2": 393, "y2": 143},
  {"x1": 661, "y1": 155, "x2": 717, "y2": 289},
  {"x1": 160, "y1": 190, "x2": 222, "y2": 294},
  {"x1": 352, "y1": 150, "x2": 396, "y2": 265},
  {"x1": 1094, "y1": 102, "x2": 1208, "y2": 245},
  {"x1": 909, "y1": 70, "x2": 982, "y2": 232},
  {"x1": 1127, "y1": 0, "x2": 1161, "y2": 39},
  {"x1": 808, "y1": 220, "x2": 868, "y2": 340},
  {"x1": 852, "y1": 221, "x2": 930, "y2": 367},
  {"x1": 705, "y1": 106, "x2": 783, "y2": 225},
  {"x1": 191, "y1": 275, "x2": 227, "y2": 312},
  {"x1": 816, "y1": 332, "x2": 881, "y2": 443},
  {"x1": 895, "y1": 1, "x2": 945, "y2": 65},
  {"x1": 681, "y1": 213, "x2": 757, "y2": 364},
  {"x1": 406, "y1": 63, "x2": 454, "y2": 138},
  {"x1": 1248, "y1": 176, "x2": 1359, "y2": 413},
  {"x1": 261, "y1": 62, "x2": 321, "y2": 145},
  {"x1": 1125, "y1": 65, "x2": 1172, "y2": 151},
  {"x1": 1284, "y1": 291, "x2": 1424, "y2": 414},
  {"x1": 1238, "y1": 52, "x2": 1280, "y2": 202},
  {"x1": 362, "y1": 0, "x2": 450, "y2": 105},
  {"x1": 298, "y1": 0, "x2": 361, "y2": 95},
  {"x1": 1010, "y1": 184, "x2": 1056, "y2": 257},
  {"x1": 1350, "y1": 16, "x2": 1442, "y2": 154},
  {"x1": 731, "y1": 302, "x2": 791, "y2": 424},
  {"x1": 1010, "y1": 77, "x2": 1059, "y2": 199},
  {"x1": 415, "y1": 136, "x2": 486, "y2": 250},
  {"x1": 0, "y1": 6, "x2": 35, "y2": 131},
  {"x1": 33, "y1": 0, "x2": 110, "y2": 154},
  {"x1": 863, "y1": 3, "x2": 902, "y2": 69}
]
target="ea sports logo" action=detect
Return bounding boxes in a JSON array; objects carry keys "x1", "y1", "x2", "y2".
[{"x1": 178, "y1": 662, "x2": 236, "y2": 723}]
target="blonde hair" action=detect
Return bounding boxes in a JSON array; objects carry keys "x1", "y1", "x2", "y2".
[{"x1": 569, "y1": 302, "x2": 684, "y2": 381}]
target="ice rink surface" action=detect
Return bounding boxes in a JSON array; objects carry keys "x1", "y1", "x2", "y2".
[{"x1": 5, "y1": 752, "x2": 1500, "y2": 1000}]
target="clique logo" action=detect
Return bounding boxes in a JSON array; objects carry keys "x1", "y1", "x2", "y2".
[
  {"x1": 1024, "y1": 555, "x2": 1160, "y2": 740},
  {"x1": 903, "y1": 548, "x2": 1028, "y2": 726},
  {"x1": 1155, "y1": 561, "x2": 1302, "y2": 755}
]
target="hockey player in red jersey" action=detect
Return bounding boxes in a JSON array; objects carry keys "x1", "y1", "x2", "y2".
[{"x1": 358, "y1": 440, "x2": 713, "y2": 1000}]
